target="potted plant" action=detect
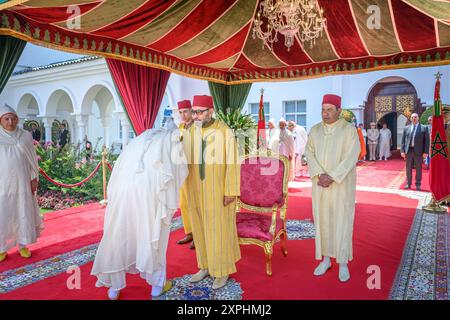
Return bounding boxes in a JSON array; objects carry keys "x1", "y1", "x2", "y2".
[{"x1": 215, "y1": 108, "x2": 257, "y2": 156}]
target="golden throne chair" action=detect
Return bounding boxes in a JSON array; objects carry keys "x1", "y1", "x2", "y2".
[{"x1": 236, "y1": 154, "x2": 289, "y2": 276}]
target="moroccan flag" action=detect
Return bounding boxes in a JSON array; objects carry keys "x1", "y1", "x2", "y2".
[
  {"x1": 257, "y1": 90, "x2": 267, "y2": 150},
  {"x1": 429, "y1": 76, "x2": 450, "y2": 202}
]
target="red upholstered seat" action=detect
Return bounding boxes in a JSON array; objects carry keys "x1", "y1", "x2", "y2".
[
  {"x1": 239, "y1": 157, "x2": 285, "y2": 208},
  {"x1": 236, "y1": 155, "x2": 289, "y2": 276},
  {"x1": 236, "y1": 212, "x2": 283, "y2": 241}
]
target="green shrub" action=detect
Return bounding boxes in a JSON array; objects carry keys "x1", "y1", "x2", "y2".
[
  {"x1": 215, "y1": 108, "x2": 257, "y2": 155},
  {"x1": 36, "y1": 142, "x2": 117, "y2": 204},
  {"x1": 420, "y1": 106, "x2": 432, "y2": 125}
]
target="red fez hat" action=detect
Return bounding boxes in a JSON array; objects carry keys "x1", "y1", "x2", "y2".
[
  {"x1": 177, "y1": 100, "x2": 192, "y2": 109},
  {"x1": 322, "y1": 94, "x2": 342, "y2": 108},
  {"x1": 193, "y1": 95, "x2": 214, "y2": 109}
]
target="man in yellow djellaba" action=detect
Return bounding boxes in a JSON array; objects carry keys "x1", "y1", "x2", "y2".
[{"x1": 186, "y1": 95, "x2": 241, "y2": 290}]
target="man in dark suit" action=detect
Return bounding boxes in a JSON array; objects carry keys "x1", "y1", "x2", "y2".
[
  {"x1": 58, "y1": 123, "x2": 69, "y2": 149},
  {"x1": 31, "y1": 123, "x2": 41, "y2": 142},
  {"x1": 401, "y1": 113, "x2": 430, "y2": 191}
]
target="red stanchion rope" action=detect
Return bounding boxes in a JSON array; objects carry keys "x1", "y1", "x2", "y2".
[
  {"x1": 107, "y1": 163, "x2": 113, "y2": 171},
  {"x1": 39, "y1": 162, "x2": 102, "y2": 188}
]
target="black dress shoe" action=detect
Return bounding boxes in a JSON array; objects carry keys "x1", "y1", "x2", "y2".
[
  {"x1": 416, "y1": 186, "x2": 421, "y2": 191},
  {"x1": 404, "y1": 184, "x2": 411, "y2": 189}
]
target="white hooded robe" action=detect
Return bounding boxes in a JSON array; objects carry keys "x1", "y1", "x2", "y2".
[
  {"x1": 0, "y1": 126, "x2": 43, "y2": 252},
  {"x1": 91, "y1": 125, "x2": 188, "y2": 290}
]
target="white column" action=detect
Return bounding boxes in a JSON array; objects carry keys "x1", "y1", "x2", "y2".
[
  {"x1": 121, "y1": 118, "x2": 130, "y2": 148},
  {"x1": 355, "y1": 107, "x2": 365, "y2": 125},
  {"x1": 72, "y1": 122, "x2": 78, "y2": 145},
  {"x1": 40, "y1": 116, "x2": 55, "y2": 143},
  {"x1": 19, "y1": 117, "x2": 26, "y2": 129},
  {"x1": 114, "y1": 111, "x2": 131, "y2": 149},
  {"x1": 70, "y1": 120, "x2": 77, "y2": 145},
  {"x1": 74, "y1": 114, "x2": 89, "y2": 144},
  {"x1": 101, "y1": 116, "x2": 112, "y2": 148}
]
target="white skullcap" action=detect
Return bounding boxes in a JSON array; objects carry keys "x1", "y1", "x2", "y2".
[
  {"x1": 278, "y1": 117, "x2": 286, "y2": 123},
  {"x1": 268, "y1": 118, "x2": 275, "y2": 124},
  {"x1": 0, "y1": 104, "x2": 17, "y2": 119}
]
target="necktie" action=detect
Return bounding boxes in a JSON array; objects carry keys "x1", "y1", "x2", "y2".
[
  {"x1": 410, "y1": 125, "x2": 416, "y2": 147},
  {"x1": 199, "y1": 138, "x2": 206, "y2": 181}
]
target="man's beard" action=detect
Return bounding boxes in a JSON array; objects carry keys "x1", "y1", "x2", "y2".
[{"x1": 194, "y1": 116, "x2": 211, "y2": 127}]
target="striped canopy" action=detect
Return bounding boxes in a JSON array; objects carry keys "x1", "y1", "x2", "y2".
[{"x1": 0, "y1": 0, "x2": 449, "y2": 84}]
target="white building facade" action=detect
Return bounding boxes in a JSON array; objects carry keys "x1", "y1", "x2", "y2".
[
  {"x1": 1, "y1": 52, "x2": 449, "y2": 151},
  {"x1": 0, "y1": 55, "x2": 208, "y2": 151}
]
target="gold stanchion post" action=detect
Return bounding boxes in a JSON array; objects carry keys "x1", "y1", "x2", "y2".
[{"x1": 100, "y1": 146, "x2": 108, "y2": 206}]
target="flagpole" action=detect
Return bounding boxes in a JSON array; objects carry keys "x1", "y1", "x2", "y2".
[
  {"x1": 257, "y1": 88, "x2": 267, "y2": 154},
  {"x1": 422, "y1": 71, "x2": 448, "y2": 214}
]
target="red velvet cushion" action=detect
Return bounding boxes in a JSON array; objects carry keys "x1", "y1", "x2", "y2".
[
  {"x1": 239, "y1": 157, "x2": 285, "y2": 208},
  {"x1": 236, "y1": 212, "x2": 283, "y2": 242}
]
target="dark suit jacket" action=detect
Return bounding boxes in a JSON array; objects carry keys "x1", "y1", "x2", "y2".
[
  {"x1": 401, "y1": 123, "x2": 430, "y2": 155},
  {"x1": 58, "y1": 129, "x2": 69, "y2": 146},
  {"x1": 32, "y1": 129, "x2": 41, "y2": 142}
]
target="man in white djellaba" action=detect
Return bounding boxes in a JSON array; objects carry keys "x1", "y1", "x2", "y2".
[
  {"x1": 378, "y1": 123, "x2": 392, "y2": 160},
  {"x1": 0, "y1": 104, "x2": 43, "y2": 262},
  {"x1": 288, "y1": 121, "x2": 308, "y2": 177},
  {"x1": 267, "y1": 118, "x2": 277, "y2": 151},
  {"x1": 278, "y1": 118, "x2": 296, "y2": 180},
  {"x1": 91, "y1": 118, "x2": 188, "y2": 300},
  {"x1": 305, "y1": 94, "x2": 360, "y2": 283}
]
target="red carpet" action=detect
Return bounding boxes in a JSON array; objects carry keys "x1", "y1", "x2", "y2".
[
  {"x1": 0, "y1": 203, "x2": 105, "y2": 273},
  {"x1": 356, "y1": 151, "x2": 431, "y2": 191},
  {"x1": 398, "y1": 166, "x2": 431, "y2": 192},
  {"x1": 296, "y1": 153, "x2": 429, "y2": 192},
  {"x1": 355, "y1": 160, "x2": 407, "y2": 189},
  {"x1": 1, "y1": 183, "x2": 418, "y2": 300}
]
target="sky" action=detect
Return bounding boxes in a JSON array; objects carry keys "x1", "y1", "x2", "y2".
[{"x1": 15, "y1": 43, "x2": 85, "y2": 71}]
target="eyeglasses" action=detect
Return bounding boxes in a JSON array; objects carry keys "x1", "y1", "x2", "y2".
[{"x1": 191, "y1": 109, "x2": 210, "y2": 115}]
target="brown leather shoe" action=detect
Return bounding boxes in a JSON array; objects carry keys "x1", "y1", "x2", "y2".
[{"x1": 177, "y1": 233, "x2": 193, "y2": 244}]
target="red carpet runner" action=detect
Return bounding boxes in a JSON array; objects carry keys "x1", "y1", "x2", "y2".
[
  {"x1": 1, "y1": 159, "x2": 421, "y2": 300},
  {"x1": 353, "y1": 151, "x2": 430, "y2": 191}
]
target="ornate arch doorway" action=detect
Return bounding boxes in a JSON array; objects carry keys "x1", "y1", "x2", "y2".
[
  {"x1": 364, "y1": 77, "x2": 425, "y2": 150},
  {"x1": 377, "y1": 112, "x2": 408, "y2": 150}
]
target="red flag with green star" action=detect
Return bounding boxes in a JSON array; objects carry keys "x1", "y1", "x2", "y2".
[{"x1": 429, "y1": 75, "x2": 450, "y2": 202}]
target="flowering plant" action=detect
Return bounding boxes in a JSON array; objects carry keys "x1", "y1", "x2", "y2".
[{"x1": 35, "y1": 143, "x2": 118, "y2": 210}]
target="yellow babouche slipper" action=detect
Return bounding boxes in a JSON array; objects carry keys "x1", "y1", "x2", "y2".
[
  {"x1": 19, "y1": 247, "x2": 31, "y2": 258},
  {"x1": 163, "y1": 280, "x2": 173, "y2": 293},
  {"x1": 0, "y1": 252, "x2": 7, "y2": 262}
]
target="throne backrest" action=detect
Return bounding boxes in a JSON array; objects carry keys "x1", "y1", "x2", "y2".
[{"x1": 239, "y1": 156, "x2": 287, "y2": 208}]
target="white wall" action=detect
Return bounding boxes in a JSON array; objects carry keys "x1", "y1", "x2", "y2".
[
  {"x1": 245, "y1": 77, "x2": 334, "y2": 130},
  {"x1": 0, "y1": 56, "x2": 211, "y2": 149},
  {"x1": 1, "y1": 43, "x2": 448, "y2": 148},
  {"x1": 244, "y1": 65, "x2": 450, "y2": 130},
  {"x1": 165, "y1": 73, "x2": 209, "y2": 107}
]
